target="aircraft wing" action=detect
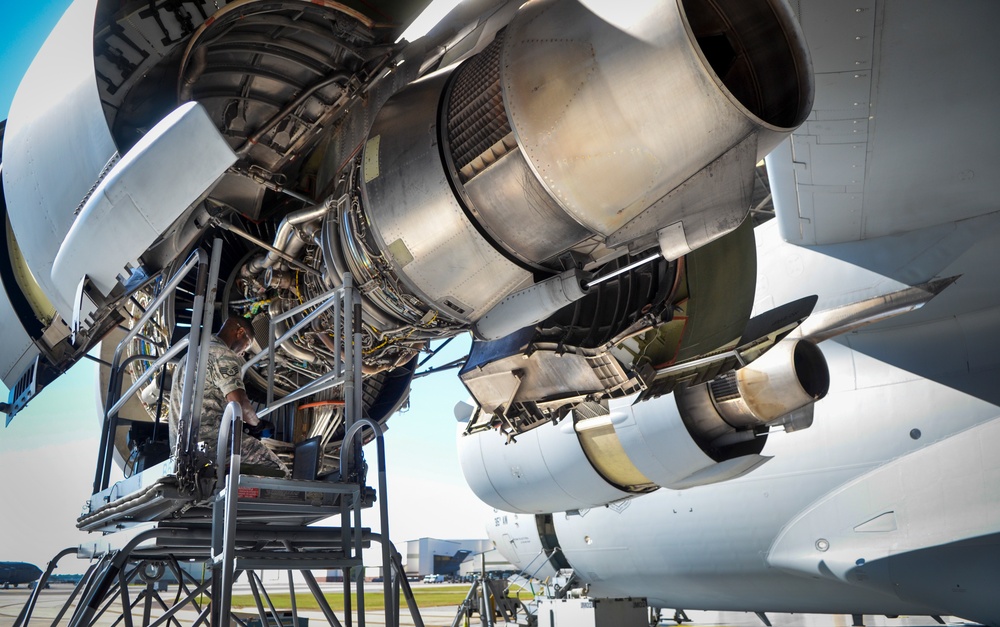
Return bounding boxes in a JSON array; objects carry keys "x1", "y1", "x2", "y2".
[
  {"x1": 762, "y1": 0, "x2": 1000, "y2": 404},
  {"x1": 770, "y1": 0, "x2": 998, "y2": 248}
]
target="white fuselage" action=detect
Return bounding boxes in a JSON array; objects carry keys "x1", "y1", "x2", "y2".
[{"x1": 486, "y1": 221, "x2": 1000, "y2": 626}]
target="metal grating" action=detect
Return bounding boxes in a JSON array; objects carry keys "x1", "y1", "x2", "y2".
[
  {"x1": 709, "y1": 371, "x2": 741, "y2": 402},
  {"x1": 446, "y1": 31, "x2": 512, "y2": 176}
]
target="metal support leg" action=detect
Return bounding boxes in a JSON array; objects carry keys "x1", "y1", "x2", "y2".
[
  {"x1": 481, "y1": 578, "x2": 495, "y2": 627},
  {"x1": 147, "y1": 578, "x2": 213, "y2": 627},
  {"x1": 211, "y1": 402, "x2": 243, "y2": 626},
  {"x1": 288, "y1": 570, "x2": 300, "y2": 627},
  {"x1": 390, "y1": 550, "x2": 423, "y2": 627},
  {"x1": 247, "y1": 571, "x2": 271, "y2": 627},
  {"x1": 302, "y1": 569, "x2": 344, "y2": 627},
  {"x1": 14, "y1": 546, "x2": 77, "y2": 626}
]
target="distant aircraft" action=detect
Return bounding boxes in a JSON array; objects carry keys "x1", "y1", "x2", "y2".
[
  {"x1": 0, "y1": 562, "x2": 42, "y2": 589},
  {"x1": 0, "y1": 0, "x2": 997, "y2": 626}
]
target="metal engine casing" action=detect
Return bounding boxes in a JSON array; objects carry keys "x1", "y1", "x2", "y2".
[
  {"x1": 458, "y1": 340, "x2": 829, "y2": 513},
  {"x1": 347, "y1": 0, "x2": 812, "y2": 328}
]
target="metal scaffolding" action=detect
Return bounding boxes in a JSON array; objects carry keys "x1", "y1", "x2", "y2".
[{"x1": 17, "y1": 240, "x2": 421, "y2": 627}]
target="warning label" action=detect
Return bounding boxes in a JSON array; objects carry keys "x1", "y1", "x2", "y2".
[{"x1": 238, "y1": 487, "x2": 260, "y2": 499}]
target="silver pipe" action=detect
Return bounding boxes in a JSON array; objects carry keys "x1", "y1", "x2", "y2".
[
  {"x1": 242, "y1": 285, "x2": 342, "y2": 376},
  {"x1": 217, "y1": 401, "x2": 243, "y2": 626},
  {"x1": 261, "y1": 197, "x2": 334, "y2": 270},
  {"x1": 216, "y1": 402, "x2": 241, "y2": 491},
  {"x1": 169, "y1": 252, "x2": 210, "y2": 465},
  {"x1": 107, "y1": 338, "x2": 189, "y2": 419},
  {"x1": 582, "y1": 252, "x2": 662, "y2": 289},
  {"x1": 215, "y1": 220, "x2": 319, "y2": 276},
  {"x1": 190, "y1": 239, "x2": 224, "y2": 437},
  {"x1": 269, "y1": 299, "x2": 318, "y2": 364}
]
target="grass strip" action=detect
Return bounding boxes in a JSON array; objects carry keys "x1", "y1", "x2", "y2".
[{"x1": 230, "y1": 585, "x2": 471, "y2": 612}]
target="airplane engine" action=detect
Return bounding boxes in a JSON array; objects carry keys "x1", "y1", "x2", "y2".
[
  {"x1": 458, "y1": 340, "x2": 829, "y2": 514},
  {"x1": 1, "y1": 0, "x2": 812, "y2": 471},
  {"x1": 301, "y1": 0, "x2": 813, "y2": 338}
]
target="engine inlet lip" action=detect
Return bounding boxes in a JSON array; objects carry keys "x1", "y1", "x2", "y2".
[{"x1": 677, "y1": 0, "x2": 815, "y2": 131}]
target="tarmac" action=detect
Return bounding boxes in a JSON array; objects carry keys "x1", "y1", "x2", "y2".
[{"x1": 0, "y1": 584, "x2": 980, "y2": 627}]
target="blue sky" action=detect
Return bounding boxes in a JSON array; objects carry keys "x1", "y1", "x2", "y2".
[{"x1": 0, "y1": 0, "x2": 492, "y2": 568}]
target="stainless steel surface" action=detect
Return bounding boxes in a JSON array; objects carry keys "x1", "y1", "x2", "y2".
[
  {"x1": 472, "y1": 267, "x2": 588, "y2": 340},
  {"x1": 714, "y1": 339, "x2": 829, "y2": 427},
  {"x1": 499, "y1": 0, "x2": 811, "y2": 242},
  {"x1": 460, "y1": 347, "x2": 632, "y2": 415},
  {"x1": 256, "y1": 198, "x2": 334, "y2": 271},
  {"x1": 443, "y1": 32, "x2": 591, "y2": 267},
  {"x1": 797, "y1": 277, "x2": 958, "y2": 343},
  {"x1": 361, "y1": 71, "x2": 530, "y2": 324}
]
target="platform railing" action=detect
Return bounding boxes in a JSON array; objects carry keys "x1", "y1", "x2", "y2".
[
  {"x1": 92, "y1": 240, "x2": 222, "y2": 494},
  {"x1": 75, "y1": 232, "x2": 411, "y2": 627},
  {"x1": 241, "y1": 273, "x2": 362, "y2": 419}
]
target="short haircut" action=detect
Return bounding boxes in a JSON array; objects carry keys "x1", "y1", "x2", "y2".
[{"x1": 225, "y1": 315, "x2": 254, "y2": 336}]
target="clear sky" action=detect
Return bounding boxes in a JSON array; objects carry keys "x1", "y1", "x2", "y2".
[{"x1": 0, "y1": 1, "x2": 492, "y2": 570}]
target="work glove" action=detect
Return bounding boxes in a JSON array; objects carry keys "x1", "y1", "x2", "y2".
[{"x1": 244, "y1": 418, "x2": 275, "y2": 440}]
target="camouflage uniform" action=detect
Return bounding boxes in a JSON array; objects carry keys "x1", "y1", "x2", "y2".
[{"x1": 168, "y1": 336, "x2": 289, "y2": 476}]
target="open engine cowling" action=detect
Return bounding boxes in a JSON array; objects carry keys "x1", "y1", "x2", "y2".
[{"x1": 458, "y1": 340, "x2": 829, "y2": 514}]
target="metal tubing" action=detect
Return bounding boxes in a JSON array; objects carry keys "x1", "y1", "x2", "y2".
[
  {"x1": 481, "y1": 578, "x2": 495, "y2": 627},
  {"x1": 288, "y1": 570, "x2": 300, "y2": 627},
  {"x1": 334, "y1": 290, "x2": 342, "y2": 375},
  {"x1": 371, "y1": 535, "x2": 424, "y2": 627},
  {"x1": 300, "y1": 568, "x2": 344, "y2": 627},
  {"x1": 146, "y1": 579, "x2": 212, "y2": 627},
  {"x1": 256, "y1": 365, "x2": 345, "y2": 417},
  {"x1": 255, "y1": 571, "x2": 287, "y2": 627},
  {"x1": 343, "y1": 274, "x2": 355, "y2": 433},
  {"x1": 343, "y1": 276, "x2": 360, "y2": 627},
  {"x1": 13, "y1": 546, "x2": 77, "y2": 626},
  {"x1": 142, "y1": 575, "x2": 155, "y2": 626},
  {"x1": 188, "y1": 239, "x2": 224, "y2": 454},
  {"x1": 95, "y1": 248, "x2": 207, "y2": 493},
  {"x1": 106, "y1": 338, "x2": 189, "y2": 420},
  {"x1": 216, "y1": 402, "x2": 241, "y2": 488},
  {"x1": 64, "y1": 556, "x2": 109, "y2": 627},
  {"x1": 354, "y1": 508, "x2": 365, "y2": 627},
  {"x1": 259, "y1": 198, "x2": 333, "y2": 270},
  {"x1": 352, "y1": 286, "x2": 363, "y2": 430},
  {"x1": 216, "y1": 220, "x2": 319, "y2": 276},
  {"x1": 242, "y1": 284, "x2": 343, "y2": 375},
  {"x1": 344, "y1": 565, "x2": 352, "y2": 627},
  {"x1": 247, "y1": 572, "x2": 271, "y2": 627},
  {"x1": 68, "y1": 554, "x2": 122, "y2": 627},
  {"x1": 341, "y1": 418, "x2": 393, "y2": 627},
  {"x1": 215, "y1": 402, "x2": 243, "y2": 625},
  {"x1": 118, "y1": 566, "x2": 136, "y2": 627},
  {"x1": 581, "y1": 252, "x2": 662, "y2": 289},
  {"x1": 177, "y1": 256, "x2": 209, "y2": 461}
]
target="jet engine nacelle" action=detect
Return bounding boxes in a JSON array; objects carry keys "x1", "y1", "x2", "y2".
[
  {"x1": 458, "y1": 340, "x2": 829, "y2": 514},
  {"x1": 323, "y1": 0, "x2": 813, "y2": 334}
]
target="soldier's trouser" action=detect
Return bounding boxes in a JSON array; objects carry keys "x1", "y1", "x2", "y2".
[{"x1": 203, "y1": 426, "x2": 290, "y2": 477}]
